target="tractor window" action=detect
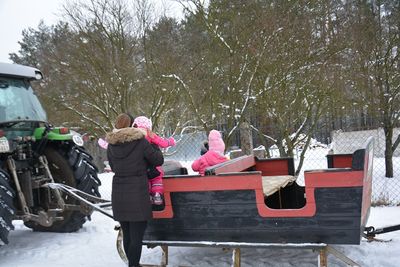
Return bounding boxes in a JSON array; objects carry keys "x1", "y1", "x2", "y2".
[{"x1": 0, "y1": 78, "x2": 47, "y2": 122}]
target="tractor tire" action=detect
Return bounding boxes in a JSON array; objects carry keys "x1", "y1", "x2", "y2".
[
  {"x1": 0, "y1": 168, "x2": 16, "y2": 245},
  {"x1": 24, "y1": 145, "x2": 101, "y2": 232}
]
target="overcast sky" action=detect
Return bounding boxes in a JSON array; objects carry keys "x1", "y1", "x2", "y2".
[
  {"x1": 0, "y1": 0, "x2": 65, "y2": 62},
  {"x1": 0, "y1": 0, "x2": 183, "y2": 63}
]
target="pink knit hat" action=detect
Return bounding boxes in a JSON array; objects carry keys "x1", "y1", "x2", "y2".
[
  {"x1": 133, "y1": 116, "x2": 152, "y2": 130},
  {"x1": 208, "y1": 130, "x2": 225, "y2": 154}
]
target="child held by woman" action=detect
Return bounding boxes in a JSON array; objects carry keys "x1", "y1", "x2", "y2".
[
  {"x1": 98, "y1": 115, "x2": 175, "y2": 205},
  {"x1": 133, "y1": 116, "x2": 175, "y2": 205}
]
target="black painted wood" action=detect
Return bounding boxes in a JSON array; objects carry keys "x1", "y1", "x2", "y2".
[
  {"x1": 352, "y1": 149, "x2": 365, "y2": 170},
  {"x1": 147, "y1": 187, "x2": 363, "y2": 244}
]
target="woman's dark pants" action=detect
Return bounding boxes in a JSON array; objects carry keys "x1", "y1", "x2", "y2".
[{"x1": 120, "y1": 221, "x2": 148, "y2": 267}]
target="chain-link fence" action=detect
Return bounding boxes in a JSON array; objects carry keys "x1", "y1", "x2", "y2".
[
  {"x1": 330, "y1": 128, "x2": 400, "y2": 205},
  {"x1": 86, "y1": 127, "x2": 400, "y2": 206},
  {"x1": 263, "y1": 128, "x2": 400, "y2": 206}
]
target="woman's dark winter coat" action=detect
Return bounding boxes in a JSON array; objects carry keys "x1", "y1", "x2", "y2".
[{"x1": 106, "y1": 127, "x2": 164, "y2": 222}]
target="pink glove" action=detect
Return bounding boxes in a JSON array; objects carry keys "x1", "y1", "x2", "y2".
[
  {"x1": 168, "y1": 137, "x2": 176, "y2": 146},
  {"x1": 98, "y1": 138, "x2": 109, "y2": 149}
]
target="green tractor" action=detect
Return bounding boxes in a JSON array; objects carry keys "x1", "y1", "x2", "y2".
[{"x1": 0, "y1": 62, "x2": 101, "y2": 245}]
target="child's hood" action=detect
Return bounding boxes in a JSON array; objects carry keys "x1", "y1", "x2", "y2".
[{"x1": 208, "y1": 130, "x2": 225, "y2": 154}]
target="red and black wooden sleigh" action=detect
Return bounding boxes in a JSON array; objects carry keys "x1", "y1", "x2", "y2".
[
  {"x1": 49, "y1": 137, "x2": 374, "y2": 266},
  {"x1": 145, "y1": 136, "x2": 374, "y2": 246}
]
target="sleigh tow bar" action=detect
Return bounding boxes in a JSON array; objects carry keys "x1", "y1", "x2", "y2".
[
  {"x1": 44, "y1": 183, "x2": 114, "y2": 219},
  {"x1": 363, "y1": 224, "x2": 400, "y2": 242}
]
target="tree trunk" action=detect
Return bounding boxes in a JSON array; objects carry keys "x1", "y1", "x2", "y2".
[
  {"x1": 239, "y1": 121, "x2": 253, "y2": 155},
  {"x1": 275, "y1": 136, "x2": 287, "y2": 157},
  {"x1": 295, "y1": 134, "x2": 313, "y2": 176},
  {"x1": 384, "y1": 126, "x2": 394, "y2": 178}
]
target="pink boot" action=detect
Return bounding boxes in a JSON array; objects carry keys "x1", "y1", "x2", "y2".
[{"x1": 152, "y1": 192, "x2": 164, "y2": 205}]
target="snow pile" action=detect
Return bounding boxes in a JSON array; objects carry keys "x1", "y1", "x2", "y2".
[{"x1": 269, "y1": 134, "x2": 328, "y2": 159}]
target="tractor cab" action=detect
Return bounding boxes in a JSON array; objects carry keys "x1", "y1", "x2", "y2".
[
  {"x1": 0, "y1": 63, "x2": 47, "y2": 141},
  {"x1": 0, "y1": 62, "x2": 100, "y2": 246}
]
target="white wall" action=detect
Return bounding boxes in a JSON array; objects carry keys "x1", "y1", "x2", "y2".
[{"x1": 331, "y1": 127, "x2": 400, "y2": 157}]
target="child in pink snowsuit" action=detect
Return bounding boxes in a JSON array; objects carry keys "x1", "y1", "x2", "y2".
[
  {"x1": 133, "y1": 116, "x2": 175, "y2": 205},
  {"x1": 192, "y1": 130, "x2": 227, "y2": 176}
]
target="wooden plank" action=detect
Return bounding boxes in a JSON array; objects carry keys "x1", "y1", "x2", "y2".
[
  {"x1": 161, "y1": 245, "x2": 168, "y2": 266},
  {"x1": 255, "y1": 158, "x2": 295, "y2": 176},
  {"x1": 233, "y1": 248, "x2": 241, "y2": 267},
  {"x1": 205, "y1": 155, "x2": 256, "y2": 175},
  {"x1": 145, "y1": 227, "x2": 361, "y2": 244},
  {"x1": 171, "y1": 190, "x2": 257, "y2": 205},
  {"x1": 142, "y1": 240, "x2": 328, "y2": 249},
  {"x1": 318, "y1": 247, "x2": 328, "y2": 267},
  {"x1": 327, "y1": 154, "x2": 353, "y2": 168},
  {"x1": 326, "y1": 246, "x2": 360, "y2": 266}
]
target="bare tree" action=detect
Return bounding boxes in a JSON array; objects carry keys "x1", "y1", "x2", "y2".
[{"x1": 348, "y1": 0, "x2": 400, "y2": 177}]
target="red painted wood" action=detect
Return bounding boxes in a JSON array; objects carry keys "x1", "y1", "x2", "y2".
[
  {"x1": 332, "y1": 155, "x2": 353, "y2": 168},
  {"x1": 255, "y1": 159, "x2": 290, "y2": 176},
  {"x1": 304, "y1": 170, "x2": 364, "y2": 187},
  {"x1": 153, "y1": 169, "x2": 365, "y2": 219}
]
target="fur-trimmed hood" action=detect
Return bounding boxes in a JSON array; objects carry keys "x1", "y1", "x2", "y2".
[
  {"x1": 106, "y1": 127, "x2": 147, "y2": 160},
  {"x1": 105, "y1": 127, "x2": 146, "y2": 145}
]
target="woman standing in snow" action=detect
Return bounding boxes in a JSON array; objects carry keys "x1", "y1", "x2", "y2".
[
  {"x1": 192, "y1": 130, "x2": 228, "y2": 176},
  {"x1": 106, "y1": 113, "x2": 164, "y2": 267}
]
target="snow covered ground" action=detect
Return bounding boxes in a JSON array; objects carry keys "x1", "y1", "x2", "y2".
[{"x1": 1, "y1": 172, "x2": 400, "y2": 267}]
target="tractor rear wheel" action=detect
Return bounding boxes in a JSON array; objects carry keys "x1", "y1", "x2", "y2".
[
  {"x1": 0, "y1": 168, "x2": 15, "y2": 245},
  {"x1": 24, "y1": 145, "x2": 100, "y2": 232}
]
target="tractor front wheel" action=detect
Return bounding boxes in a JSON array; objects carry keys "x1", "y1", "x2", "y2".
[
  {"x1": 0, "y1": 168, "x2": 15, "y2": 245},
  {"x1": 24, "y1": 145, "x2": 100, "y2": 232}
]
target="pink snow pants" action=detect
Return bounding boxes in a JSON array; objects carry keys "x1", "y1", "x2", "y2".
[{"x1": 148, "y1": 166, "x2": 164, "y2": 194}]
